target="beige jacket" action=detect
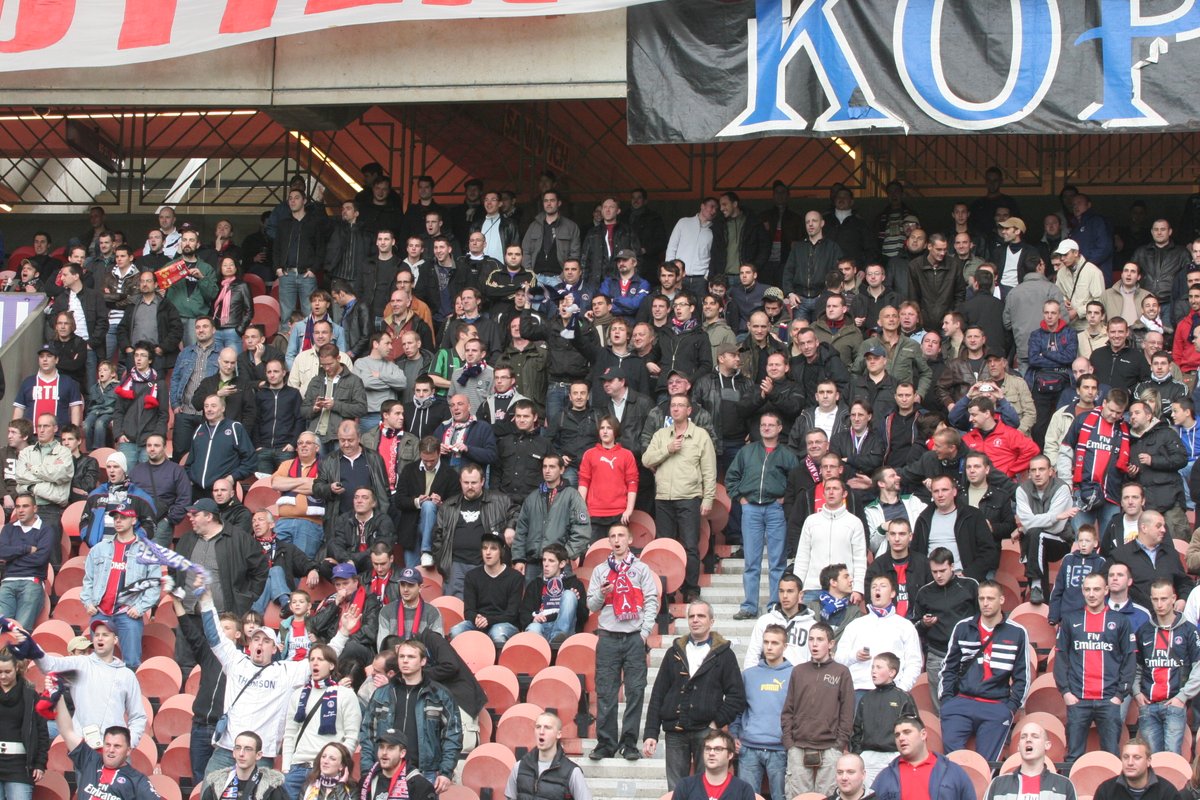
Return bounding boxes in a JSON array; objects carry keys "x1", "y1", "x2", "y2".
[{"x1": 643, "y1": 421, "x2": 717, "y2": 502}]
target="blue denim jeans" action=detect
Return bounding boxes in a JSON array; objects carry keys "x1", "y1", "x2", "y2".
[
  {"x1": 0, "y1": 781, "x2": 34, "y2": 800},
  {"x1": 449, "y1": 619, "x2": 518, "y2": 645},
  {"x1": 525, "y1": 589, "x2": 578, "y2": 641},
  {"x1": 118, "y1": 443, "x2": 148, "y2": 466},
  {"x1": 1184, "y1": 462, "x2": 1195, "y2": 510},
  {"x1": 84, "y1": 412, "x2": 112, "y2": 449},
  {"x1": 1139, "y1": 701, "x2": 1187, "y2": 754},
  {"x1": 359, "y1": 413, "x2": 381, "y2": 434},
  {"x1": 106, "y1": 329, "x2": 119, "y2": 362},
  {"x1": 252, "y1": 565, "x2": 294, "y2": 614},
  {"x1": 0, "y1": 579, "x2": 44, "y2": 632},
  {"x1": 545, "y1": 382, "x2": 571, "y2": 432},
  {"x1": 738, "y1": 747, "x2": 787, "y2": 800},
  {"x1": 1076, "y1": 501, "x2": 1120, "y2": 539},
  {"x1": 418, "y1": 501, "x2": 438, "y2": 556},
  {"x1": 794, "y1": 296, "x2": 820, "y2": 323},
  {"x1": 191, "y1": 721, "x2": 217, "y2": 785},
  {"x1": 740, "y1": 501, "x2": 787, "y2": 614},
  {"x1": 283, "y1": 764, "x2": 310, "y2": 800},
  {"x1": 213, "y1": 329, "x2": 243, "y2": 353},
  {"x1": 275, "y1": 518, "x2": 323, "y2": 559},
  {"x1": 278, "y1": 272, "x2": 316, "y2": 338},
  {"x1": 1066, "y1": 698, "x2": 1122, "y2": 762},
  {"x1": 91, "y1": 611, "x2": 145, "y2": 668},
  {"x1": 255, "y1": 447, "x2": 292, "y2": 476}
]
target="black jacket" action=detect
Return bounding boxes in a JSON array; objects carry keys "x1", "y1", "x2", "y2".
[
  {"x1": 1094, "y1": 771, "x2": 1183, "y2": 800},
  {"x1": 469, "y1": 215, "x2": 519, "y2": 254},
  {"x1": 972, "y1": 470, "x2": 1019, "y2": 543},
  {"x1": 46, "y1": 335, "x2": 88, "y2": 387},
  {"x1": 452, "y1": 255, "x2": 501, "y2": 304},
  {"x1": 656, "y1": 326, "x2": 713, "y2": 391},
  {"x1": 237, "y1": 344, "x2": 285, "y2": 385},
  {"x1": 214, "y1": 280, "x2": 253, "y2": 335},
  {"x1": 313, "y1": 449, "x2": 391, "y2": 535},
  {"x1": 1130, "y1": 420, "x2": 1188, "y2": 513},
  {"x1": 549, "y1": 408, "x2": 599, "y2": 463},
  {"x1": 495, "y1": 430, "x2": 556, "y2": 500},
  {"x1": 415, "y1": 627, "x2": 487, "y2": 717},
  {"x1": 46, "y1": 286, "x2": 107, "y2": 351},
  {"x1": 711, "y1": 210, "x2": 771, "y2": 276},
  {"x1": 790, "y1": 342, "x2": 852, "y2": 404},
  {"x1": 596, "y1": 389, "x2": 656, "y2": 456},
  {"x1": 866, "y1": 554, "x2": 932, "y2": 622},
  {"x1": 405, "y1": 397, "x2": 451, "y2": 441},
  {"x1": 362, "y1": 256, "x2": 402, "y2": 319},
  {"x1": 643, "y1": 634, "x2": 746, "y2": 737},
  {"x1": 581, "y1": 220, "x2": 640, "y2": 284},
  {"x1": 340, "y1": 299, "x2": 375, "y2": 360},
  {"x1": 521, "y1": 315, "x2": 596, "y2": 381},
  {"x1": 851, "y1": 683, "x2": 915, "y2": 753},
  {"x1": 175, "y1": 525, "x2": 268, "y2": 615},
  {"x1": 1090, "y1": 344, "x2": 1151, "y2": 392},
  {"x1": 311, "y1": 588, "x2": 380, "y2": 657},
  {"x1": 989, "y1": 241, "x2": 1042, "y2": 286},
  {"x1": 252, "y1": 386, "x2": 306, "y2": 450},
  {"x1": 328, "y1": 511, "x2": 397, "y2": 574},
  {"x1": 113, "y1": 377, "x2": 168, "y2": 447},
  {"x1": 911, "y1": 575, "x2": 980, "y2": 652},
  {"x1": 912, "y1": 503, "x2": 998, "y2": 581},
  {"x1": 324, "y1": 219, "x2": 373, "y2": 287},
  {"x1": 392, "y1": 461, "x2": 460, "y2": 552},
  {"x1": 193, "y1": 373, "x2": 258, "y2": 434},
  {"x1": 823, "y1": 211, "x2": 877, "y2": 270},
  {"x1": 116, "y1": 297, "x2": 183, "y2": 368},
  {"x1": 1112, "y1": 539, "x2": 1192, "y2": 609},
  {"x1": 275, "y1": 211, "x2": 327, "y2": 272},
  {"x1": 692, "y1": 371, "x2": 758, "y2": 443}
]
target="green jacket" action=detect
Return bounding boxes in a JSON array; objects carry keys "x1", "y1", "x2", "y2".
[
  {"x1": 165, "y1": 259, "x2": 218, "y2": 319},
  {"x1": 724, "y1": 440, "x2": 799, "y2": 504},
  {"x1": 852, "y1": 334, "x2": 932, "y2": 399}
]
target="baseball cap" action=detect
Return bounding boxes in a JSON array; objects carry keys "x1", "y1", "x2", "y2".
[
  {"x1": 67, "y1": 635, "x2": 92, "y2": 653},
  {"x1": 599, "y1": 366, "x2": 625, "y2": 381},
  {"x1": 108, "y1": 503, "x2": 137, "y2": 518},
  {"x1": 998, "y1": 217, "x2": 1026, "y2": 233},
  {"x1": 863, "y1": 341, "x2": 887, "y2": 358},
  {"x1": 187, "y1": 498, "x2": 220, "y2": 516},
  {"x1": 37, "y1": 344, "x2": 55, "y2": 356},
  {"x1": 480, "y1": 531, "x2": 505, "y2": 548},
  {"x1": 615, "y1": 249, "x2": 638, "y2": 260},
  {"x1": 762, "y1": 287, "x2": 785, "y2": 301},
  {"x1": 1053, "y1": 238, "x2": 1080, "y2": 255},
  {"x1": 377, "y1": 728, "x2": 408, "y2": 747},
  {"x1": 398, "y1": 567, "x2": 424, "y2": 586},
  {"x1": 89, "y1": 619, "x2": 115, "y2": 635},
  {"x1": 985, "y1": 348, "x2": 1007, "y2": 360},
  {"x1": 331, "y1": 562, "x2": 358, "y2": 581},
  {"x1": 249, "y1": 627, "x2": 280, "y2": 648},
  {"x1": 667, "y1": 368, "x2": 691, "y2": 382}
]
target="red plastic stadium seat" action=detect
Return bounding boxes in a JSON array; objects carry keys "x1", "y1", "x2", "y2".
[
  {"x1": 499, "y1": 632, "x2": 552, "y2": 677},
  {"x1": 1011, "y1": 612, "x2": 1057, "y2": 653},
  {"x1": 450, "y1": 630, "x2": 497, "y2": 673},
  {"x1": 461, "y1": 743, "x2": 516, "y2": 800},
  {"x1": 792, "y1": 795, "x2": 826, "y2": 800},
  {"x1": 244, "y1": 273, "x2": 267, "y2": 299},
  {"x1": 476, "y1": 664, "x2": 520, "y2": 716},
  {"x1": 137, "y1": 655, "x2": 184, "y2": 701},
  {"x1": 628, "y1": 510, "x2": 656, "y2": 537},
  {"x1": 53, "y1": 555, "x2": 88, "y2": 595},
  {"x1": 186, "y1": 665, "x2": 202, "y2": 695},
  {"x1": 47, "y1": 736, "x2": 70, "y2": 772},
  {"x1": 1009, "y1": 601, "x2": 1049, "y2": 620},
  {"x1": 577, "y1": 541, "x2": 612, "y2": 585},
  {"x1": 160, "y1": 734, "x2": 193, "y2": 781},
  {"x1": 438, "y1": 786, "x2": 479, "y2": 800},
  {"x1": 153, "y1": 693, "x2": 196, "y2": 744},
  {"x1": 88, "y1": 448, "x2": 116, "y2": 469},
  {"x1": 33, "y1": 770, "x2": 70, "y2": 800},
  {"x1": 129, "y1": 734, "x2": 158, "y2": 773},
  {"x1": 638, "y1": 539, "x2": 686, "y2": 596},
  {"x1": 946, "y1": 750, "x2": 993, "y2": 799},
  {"x1": 1151, "y1": 752, "x2": 1191, "y2": 790},
  {"x1": 1069, "y1": 752, "x2": 1122, "y2": 798},
  {"x1": 554, "y1": 633, "x2": 598, "y2": 692},
  {"x1": 7, "y1": 246, "x2": 35, "y2": 271},
  {"x1": 142, "y1": 622, "x2": 177, "y2": 660},
  {"x1": 527, "y1": 666, "x2": 582, "y2": 736},
  {"x1": 495, "y1": 703, "x2": 543, "y2": 752},
  {"x1": 430, "y1": 595, "x2": 464, "y2": 635},
  {"x1": 32, "y1": 620, "x2": 74, "y2": 656},
  {"x1": 150, "y1": 774, "x2": 184, "y2": 800},
  {"x1": 244, "y1": 486, "x2": 281, "y2": 512},
  {"x1": 1023, "y1": 673, "x2": 1066, "y2": 718},
  {"x1": 60, "y1": 501, "x2": 86, "y2": 539}
]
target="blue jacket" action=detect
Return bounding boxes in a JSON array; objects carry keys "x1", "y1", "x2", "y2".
[
  {"x1": 170, "y1": 343, "x2": 220, "y2": 409},
  {"x1": 1073, "y1": 209, "x2": 1114, "y2": 281},
  {"x1": 80, "y1": 481, "x2": 157, "y2": 547},
  {"x1": 940, "y1": 615, "x2": 1029, "y2": 712},
  {"x1": 80, "y1": 536, "x2": 162, "y2": 614},
  {"x1": 253, "y1": 386, "x2": 306, "y2": 450},
  {"x1": 729, "y1": 659, "x2": 792, "y2": 751},
  {"x1": 598, "y1": 274, "x2": 651, "y2": 318},
  {"x1": 360, "y1": 678, "x2": 463, "y2": 779},
  {"x1": 432, "y1": 419, "x2": 498, "y2": 467},
  {"x1": 1027, "y1": 320, "x2": 1077, "y2": 373},
  {"x1": 873, "y1": 751, "x2": 976, "y2": 800},
  {"x1": 187, "y1": 419, "x2": 255, "y2": 489},
  {"x1": 1049, "y1": 551, "x2": 1107, "y2": 623},
  {"x1": 1135, "y1": 614, "x2": 1200, "y2": 702},
  {"x1": 670, "y1": 774, "x2": 755, "y2": 800}
]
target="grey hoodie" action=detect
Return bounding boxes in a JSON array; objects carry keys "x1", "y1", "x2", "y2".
[{"x1": 36, "y1": 651, "x2": 147, "y2": 745}]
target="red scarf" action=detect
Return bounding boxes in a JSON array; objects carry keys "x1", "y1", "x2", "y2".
[
  {"x1": 605, "y1": 554, "x2": 644, "y2": 621},
  {"x1": 370, "y1": 570, "x2": 392, "y2": 605},
  {"x1": 343, "y1": 587, "x2": 366, "y2": 634},
  {"x1": 398, "y1": 601, "x2": 423, "y2": 636},
  {"x1": 115, "y1": 367, "x2": 159, "y2": 409}
]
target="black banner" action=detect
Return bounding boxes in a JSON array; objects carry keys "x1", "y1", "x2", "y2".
[{"x1": 627, "y1": 0, "x2": 1200, "y2": 143}]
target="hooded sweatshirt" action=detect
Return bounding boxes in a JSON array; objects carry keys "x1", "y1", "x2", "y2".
[{"x1": 730, "y1": 658, "x2": 793, "y2": 751}]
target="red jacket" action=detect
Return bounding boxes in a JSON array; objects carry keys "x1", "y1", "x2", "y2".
[
  {"x1": 962, "y1": 418, "x2": 1041, "y2": 477},
  {"x1": 577, "y1": 443, "x2": 639, "y2": 517},
  {"x1": 1173, "y1": 310, "x2": 1200, "y2": 372}
]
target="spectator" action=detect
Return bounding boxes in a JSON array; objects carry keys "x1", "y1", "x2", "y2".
[
  {"x1": 449, "y1": 533, "x2": 524, "y2": 645},
  {"x1": 982, "y1": 722, "x2": 1077, "y2": 800},
  {"x1": 311, "y1": 562, "x2": 380, "y2": 670},
  {"x1": 304, "y1": 344, "x2": 367, "y2": 449},
  {"x1": 912, "y1": 474, "x2": 998, "y2": 579},
  {"x1": 518, "y1": 543, "x2": 587, "y2": 644},
  {"x1": 249, "y1": 509, "x2": 318, "y2": 615},
  {"x1": 512, "y1": 454, "x2": 590, "y2": 571},
  {"x1": 865, "y1": 519, "x2": 931, "y2": 620},
  {"x1": 912, "y1": 548, "x2": 980, "y2": 714},
  {"x1": 666, "y1": 730, "x2": 754, "y2": 800},
  {"x1": 1055, "y1": 572, "x2": 1136, "y2": 763},
  {"x1": 327, "y1": 486, "x2": 395, "y2": 576},
  {"x1": 1055, "y1": 238, "x2": 1106, "y2": 329},
  {"x1": 1058, "y1": 388, "x2": 1133, "y2": 537},
  {"x1": 586, "y1": 525, "x2": 659, "y2": 762},
  {"x1": 795, "y1": 477, "x2": 865, "y2": 604},
  {"x1": 289, "y1": 321, "x2": 353, "y2": 398},
  {"x1": 0, "y1": 493, "x2": 55, "y2": 629},
  {"x1": 433, "y1": 394, "x2": 498, "y2": 471},
  {"x1": 187, "y1": 394, "x2": 255, "y2": 498},
  {"x1": 1134, "y1": 579, "x2": 1200, "y2": 754},
  {"x1": 642, "y1": 601, "x2": 745, "y2": 789},
  {"x1": 836, "y1": 574, "x2": 922, "y2": 696},
  {"x1": 780, "y1": 622, "x2": 853, "y2": 798},
  {"x1": 13, "y1": 346, "x2": 84, "y2": 429},
  {"x1": 393, "y1": 436, "x2": 458, "y2": 569},
  {"x1": 171, "y1": 317, "x2": 221, "y2": 461},
  {"x1": 51, "y1": 692, "x2": 157, "y2": 800},
  {"x1": 1112, "y1": 511, "x2": 1192, "y2": 609},
  {"x1": 742, "y1": 573, "x2": 817, "y2": 669},
  {"x1": 805, "y1": 563, "x2": 863, "y2": 643},
  {"x1": 939, "y1": 580, "x2": 1030, "y2": 760},
  {"x1": 851, "y1": 654, "x2": 915, "y2": 788},
  {"x1": 313, "y1": 422, "x2": 390, "y2": 541},
  {"x1": 1128, "y1": 399, "x2": 1191, "y2": 540},
  {"x1": 1093, "y1": 739, "x2": 1177, "y2": 800},
  {"x1": 1016, "y1": 454, "x2": 1077, "y2": 605},
  {"x1": 870, "y1": 716, "x2": 976, "y2": 800},
  {"x1": 1049, "y1": 524, "x2": 1107, "y2": 625},
  {"x1": 577, "y1": 414, "x2": 639, "y2": 542},
  {"x1": 252, "y1": 359, "x2": 306, "y2": 476},
  {"x1": 504, "y1": 711, "x2": 591, "y2": 800},
  {"x1": 79, "y1": 505, "x2": 161, "y2": 668},
  {"x1": 202, "y1": 731, "x2": 288, "y2": 800},
  {"x1": 729, "y1": 624, "x2": 791, "y2": 800}
]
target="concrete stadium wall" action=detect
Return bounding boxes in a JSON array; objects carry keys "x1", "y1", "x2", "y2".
[
  {"x1": 0, "y1": 13, "x2": 628, "y2": 106},
  {"x1": 0, "y1": 293, "x2": 50, "y2": 431}
]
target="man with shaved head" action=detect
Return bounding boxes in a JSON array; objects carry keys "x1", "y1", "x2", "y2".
[{"x1": 982, "y1": 722, "x2": 1076, "y2": 800}]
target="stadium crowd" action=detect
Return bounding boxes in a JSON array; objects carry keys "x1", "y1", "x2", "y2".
[{"x1": 6, "y1": 167, "x2": 1200, "y2": 800}]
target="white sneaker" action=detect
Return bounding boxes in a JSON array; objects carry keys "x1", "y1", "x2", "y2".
[{"x1": 421, "y1": 552, "x2": 434, "y2": 568}]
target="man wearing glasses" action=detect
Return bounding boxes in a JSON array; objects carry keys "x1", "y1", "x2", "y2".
[{"x1": 667, "y1": 730, "x2": 755, "y2": 800}]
